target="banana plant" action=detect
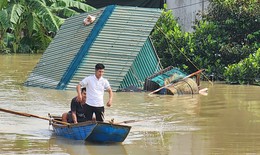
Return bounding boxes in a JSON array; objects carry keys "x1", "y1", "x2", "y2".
[{"x1": 0, "y1": 0, "x2": 95, "y2": 53}]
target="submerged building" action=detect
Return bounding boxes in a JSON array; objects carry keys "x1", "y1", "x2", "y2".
[{"x1": 25, "y1": 5, "x2": 162, "y2": 91}]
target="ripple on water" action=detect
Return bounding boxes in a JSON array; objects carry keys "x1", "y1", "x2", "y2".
[{"x1": 1, "y1": 55, "x2": 260, "y2": 154}]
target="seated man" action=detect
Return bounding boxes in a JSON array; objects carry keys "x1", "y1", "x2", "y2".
[{"x1": 62, "y1": 87, "x2": 87, "y2": 124}]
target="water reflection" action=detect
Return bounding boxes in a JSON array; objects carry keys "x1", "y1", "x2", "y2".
[
  {"x1": 49, "y1": 136, "x2": 128, "y2": 155},
  {"x1": 0, "y1": 133, "x2": 61, "y2": 154}
]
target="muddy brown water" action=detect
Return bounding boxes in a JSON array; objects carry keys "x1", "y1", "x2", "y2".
[{"x1": 0, "y1": 54, "x2": 260, "y2": 155}]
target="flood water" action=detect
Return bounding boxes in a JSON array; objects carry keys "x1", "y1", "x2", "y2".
[{"x1": 1, "y1": 54, "x2": 260, "y2": 155}]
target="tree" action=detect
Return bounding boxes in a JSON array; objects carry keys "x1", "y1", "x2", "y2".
[
  {"x1": 0, "y1": 0, "x2": 95, "y2": 53},
  {"x1": 224, "y1": 48, "x2": 260, "y2": 85},
  {"x1": 151, "y1": 7, "x2": 183, "y2": 68},
  {"x1": 151, "y1": 0, "x2": 260, "y2": 82}
]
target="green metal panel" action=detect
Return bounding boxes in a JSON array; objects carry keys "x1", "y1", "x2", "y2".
[{"x1": 119, "y1": 38, "x2": 161, "y2": 90}]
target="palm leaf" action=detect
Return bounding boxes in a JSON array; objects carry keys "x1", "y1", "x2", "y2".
[
  {"x1": 53, "y1": 15, "x2": 65, "y2": 26},
  {"x1": 27, "y1": 12, "x2": 35, "y2": 36},
  {"x1": 51, "y1": 7, "x2": 78, "y2": 18},
  {"x1": 0, "y1": 10, "x2": 10, "y2": 29},
  {"x1": 10, "y1": 4, "x2": 24, "y2": 24},
  {"x1": 53, "y1": 0, "x2": 96, "y2": 12},
  {"x1": 29, "y1": 0, "x2": 59, "y2": 31},
  {"x1": 0, "y1": 0, "x2": 8, "y2": 10},
  {"x1": 34, "y1": 28, "x2": 52, "y2": 50}
]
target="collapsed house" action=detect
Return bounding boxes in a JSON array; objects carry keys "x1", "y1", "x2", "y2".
[{"x1": 25, "y1": 5, "x2": 162, "y2": 91}]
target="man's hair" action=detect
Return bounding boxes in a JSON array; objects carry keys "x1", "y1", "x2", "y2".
[
  {"x1": 81, "y1": 87, "x2": 86, "y2": 92},
  {"x1": 95, "y1": 63, "x2": 105, "y2": 70}
]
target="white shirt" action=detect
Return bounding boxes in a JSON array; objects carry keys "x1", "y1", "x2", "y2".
[{"x1": 80, "y1": 75, "x2": 110, "y2": 107}]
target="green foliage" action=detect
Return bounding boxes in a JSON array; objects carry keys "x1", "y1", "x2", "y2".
[
  {"x1": 224, "y1": 48, "x2": 260, "y2": 85},
  {"x1": 151, "y1": 6, "x2": 195, "y2": 73},
  {"x1": 151, "y1": 0, "x2": 260, "y2": 82},
  {"x1": 191, "y1": 21, "x2": 226, "y2": 78},
  {"x1": 207, "y1": 0, "x2": 260, "y2": 46},
  {"x1": 0, "y1": 0, "x2": 95, "y2": 53},
  {"x1": 151, "y1": 8, "x2": 178, "y2": 67}
]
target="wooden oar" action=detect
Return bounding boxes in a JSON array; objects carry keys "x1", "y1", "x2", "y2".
[
  {"x1": 0, "y1": 108, "x2": 70, "y2": 125},
  {"x1": 116, "y1": 120, "x2": 141, "y2": 124},
  {"x1": 148, "y1": 69, "x2": 204, "y2": 95},
  {"x1": 108, "y1": 119, "x2": 141, "y2": 125}
]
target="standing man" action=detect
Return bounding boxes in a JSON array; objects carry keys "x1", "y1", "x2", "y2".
[{"x1": 76, "y1": 63, "x2": 113, "y2": 122}]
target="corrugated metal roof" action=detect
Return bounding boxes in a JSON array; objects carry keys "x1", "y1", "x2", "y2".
[
  {"x1": 67, "y1": 6, "x2": 162, "y2": 90},
  {"x1": 119, "y1": 38, "x2": 161, "y2": 89},
  {"x1": 25, "y1": 5, "x2": 162, "y2": 91},
  {"x1": 25, "y1": 9, "x2": 102, "y2": 88}
]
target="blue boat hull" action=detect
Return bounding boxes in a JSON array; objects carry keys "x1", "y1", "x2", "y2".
[
  {"x1": 86, "y1": 122, "x2": 131, "y2": 143},
  {"x1": 52, "y1": 122, "x2": 97, "y2": 140},
  {"x1": 52, "y1": 121, "x2": 131, "y2": 143}
]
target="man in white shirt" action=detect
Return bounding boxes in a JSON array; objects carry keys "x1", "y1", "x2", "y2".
[{"x1": 76, "y1": 63, "x2": 113, "y2": 121}]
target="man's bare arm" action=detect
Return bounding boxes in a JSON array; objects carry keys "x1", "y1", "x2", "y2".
[
  {"x1": 71, "y1": 111, "x2": 78, "y2": 124},
  {"x1": 76, "y1": 84, "x2": 82, "y2": 102},
  {"x1": 106, "y1": 87, "x2": 113, "y2": 107}
]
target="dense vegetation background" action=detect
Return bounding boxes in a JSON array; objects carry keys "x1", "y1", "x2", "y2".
[
  {"x1": 151, "y1": 0, "x2": 260, "y2": 85},
  {"x1": 0, "y1": 0, "x2": 259, "y2": 85},
  {"x1": 0, "y1": 0, "x2": 95, "y2": 53}
]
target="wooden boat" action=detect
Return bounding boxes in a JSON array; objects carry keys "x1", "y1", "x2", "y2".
[
  {"x1": 0, "y1": 108, "x2": 132, "y2": 143},
  {"x1": 51, "y1": 117, "x2": 131, "y2": 143},
  {"x1": 52, "y1": 121, "x2": 96, "y2": 140},
  {"x1": 85, "y1": 122, "x2": 131, "y2": 143}
]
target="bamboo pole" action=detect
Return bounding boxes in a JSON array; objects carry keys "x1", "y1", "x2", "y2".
[
  {"x1": 0, "y1": 108, "x2": 70, "y2": 125},
  {"x1": 148, "y1": 69, "x2": 204, "y2": 95}
]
